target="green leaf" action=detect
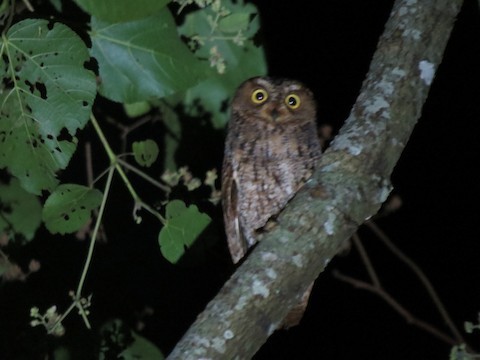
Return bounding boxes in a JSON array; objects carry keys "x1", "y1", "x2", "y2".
[
  {"x1": 158, "y1": 101, "x2": 181, "y2": 171},
  {"x1": 159, "y1": 230, "x2": 185, "y2": 264},
  {"x1": 90, "y1": 10, "x2": 208, "y2": 103},
  {"x1": 124, "y1": 101, "x2": 151, "y2": 118},
  {"x1": 132, "y1": 139, "x2": 159, "y2": 167},
  {"x1": 158, "y1": 200, "x2": 211, "y2": 263},
  {"x1": 0, "y1": 19, "x2": 97, "y2": 194},
  {"x1": 0, "y1": 178, "x2": 42, "y2": 241},
  {"x1": 218, "y1": 13, "x2": 251, "y2": 33},
  {"x1": 74, "y1": 0, "x2": 170, "y2": 23},
  {"x1": 164, "y1": 199, "x2": 187, "y2": 218},
  {"x1": 120, "y1": 331, "x2": 165, "y2": 360},
  {"x1": 42, "y1": 184, "x2": 103, "y2": 235},
  {"x1": 177, "y1": 1, "x2": 267, "y2": 128}
]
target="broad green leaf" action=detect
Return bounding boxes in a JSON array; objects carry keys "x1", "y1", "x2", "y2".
[
  {"x1": 177, "y1": 1, "x2": 267, "y2": 128},
  {"x1": 124, "y1": 101, "x2": 151, "y2": 118},
  {"x1": 132, "y1": 139, "x2": 159, "y2": 167},
  {"x1": 159, "y1": 230, "x2": 184, "y2": 264},
  {"x1": 158, "y1": 101, "x2": 181, "y2": 171},
  {"x1": 164, "y1": 199, "x2": 187, "y2": 218},
  {"x1": 158, "y1": 200, "x2": 211, "y2": 263},
  {"x1": 218, "y1": 13, "x2": 251, "y2": 33},
  {"x1": 0, "y1": 178, "x2": 42, "y2": 241},
  {"x1": 90, "y1": 10, "x2": 208, "y2": 103},
  {"x1": 0, "y1": 19, "x2": 96, "y2": 194},
  {"x1": 120, "y1": 331, "x2": 165, "y2": 360},
  {"x1": 74, "y1": 0, "x2": 170, "y2": 23},
  {"x1": 42, "y1": 184, "x2": 103, "y2": 235}
]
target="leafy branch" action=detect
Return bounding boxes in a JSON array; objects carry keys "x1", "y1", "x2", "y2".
[
  {"x1": 90, "y1": 114, "x2": 166, "y2": 224},
  {"x1": 1, "y1": 2, "x2": 264, "y2": 351},
  {"x1": 31, "y1": 108, "x2": 216, "y2": 332}
]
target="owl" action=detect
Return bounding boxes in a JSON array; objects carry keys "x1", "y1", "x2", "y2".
[
  {"x1": 222, "y1": 76, "x2": 322, "y2": 327},
  {"x1": 222, "y1": 76, "x2": 322, "y2": 262}
]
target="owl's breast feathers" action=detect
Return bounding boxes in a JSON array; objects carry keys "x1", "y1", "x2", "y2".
[{"x1": 222, "y1": 112, "x2": 321, "y2": 263}]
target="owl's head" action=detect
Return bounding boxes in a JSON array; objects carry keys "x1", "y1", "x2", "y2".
[{"x1": 231, "y1": 76, "x2": 316, "y2": 124}]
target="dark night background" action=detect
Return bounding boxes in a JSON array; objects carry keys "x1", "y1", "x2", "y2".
[{"x1": 1, "y1": 0, "x2": 480, "y2": 359}]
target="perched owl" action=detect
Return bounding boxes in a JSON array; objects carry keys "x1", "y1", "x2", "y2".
[
  {"x1": 222, "y1": 76, "x2": 322, "y2": 327},
  {"x1": 222, "y1": 77, "x2": 321, "y2": 328},
  {"x1": 222, "y1": 76, "x2": 322, "y2": 262}
]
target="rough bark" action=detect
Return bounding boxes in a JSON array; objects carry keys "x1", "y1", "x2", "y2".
[{"x1": 167, "y1": 0, "x2": 463, "y2": 358}]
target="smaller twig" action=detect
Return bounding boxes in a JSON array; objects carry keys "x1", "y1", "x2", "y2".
[
  {"x1": 47, "y1": 301, "x2": 76, "y2": 335},
  {"x1": 90, "y1": 114, "x2": 166, "y2": 224},
  {"x1": 75, "y1": 297, "x2": 91, "y2": 329},
  {"x1": 114, "y1": 159, "x2": 166, "y2": 224},
  {"x1": 105, "y1": 115, "x2": 156, "y2": 154},
  {"x1": 2, "y1": 0, "x2": 15, "y2": 34},
  {"x1": 91, "y1": 166, "x2": 112, "y2": 186},
  {"x1": 117, "y1": 157, "x2": 171, "y2": 193},
  {"x1": 338, "y1": 224, "x2": 473, "y2": 352},
  {"x1": 47, "y1": 293, "x2": 92, "y2": 335},
  {"x1": 82, "y1": 142, "x2": 107, "y2": 243},
  {"x1": 352, "y1": 233, "x2": 381, "y2": 288},
  {"x1": 85, "y1": 142, "x2": 94, "y2": 186},
  {"x1": 21, "y1": 0, "x2": 34, "y2": 12},
  {"x1": 75, "y1": 166, "x2": 115, "y2": 299},
  {"x1": 365, "y1": 220, "x2": 465, "y2": 345},
  {"x1": 333, "y1": 269, "x2": 459, "y2": 347}
]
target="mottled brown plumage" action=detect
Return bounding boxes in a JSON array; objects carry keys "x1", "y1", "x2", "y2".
[
  {"x1": 222, "y1": 76, "x2": 322, "y2": 328},
  {"x1": 222, "y1": 77, "x2": 321, "y2": 261}
]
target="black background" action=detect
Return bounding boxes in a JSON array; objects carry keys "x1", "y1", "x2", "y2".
[
  {"x1": 252, "y1": 1, "x2": 480, "y2": 358},
  {"x1": 1, "y1": 0, "x2": 480, "y2": 359}
]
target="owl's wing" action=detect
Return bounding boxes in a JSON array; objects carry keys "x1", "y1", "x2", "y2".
[{"x1": 222, "y1": 159, "x2": 248, "y2": 264}]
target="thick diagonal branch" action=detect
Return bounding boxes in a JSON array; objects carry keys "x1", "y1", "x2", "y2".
[{"x1": 167, "y1": 1, "x2": 463, "y2": 358}]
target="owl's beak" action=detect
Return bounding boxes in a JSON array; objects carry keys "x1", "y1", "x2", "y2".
[
  {"x1": 261, "y1": 104, "x2": 287, "y2": 122},
  {"x1": 270, "y1": 108, "x2": 280, "y2": 121},
  {"x1": 269, "y1": 105, "x2": 289, "y2": 121}
]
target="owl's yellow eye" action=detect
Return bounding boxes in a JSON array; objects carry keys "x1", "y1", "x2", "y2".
[
  {"x1": 251, "y1": 88, "x2": 268, "y2": 104},
  {"x1": 285, "y1": 94, "x2": 301, "y2": 109}
]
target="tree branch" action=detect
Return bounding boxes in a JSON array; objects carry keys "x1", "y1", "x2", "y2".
[
  {"x1": 365, "y1": 221, "x2": 466, "y2": 345},
  {"x1": 335, "y1": 226, "x2": 468, "y2": 349},
  {"x1": 352, "y1": 232, "x2": 381, "y2": 288},
  {"x1": 332, "y1": 269, "x2": 459, "y2": 347},
  {"x1": 167, "y1": 0, "x2": 463, "y2": 358}
]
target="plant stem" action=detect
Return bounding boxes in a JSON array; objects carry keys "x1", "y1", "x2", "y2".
[
  {"x1": 90, "y1": 114, "x2": 116, "y2": 161},
  {"x1": 66, "y1": 113, "x2": 169, "y2": 331},
  {"x1": 90, "y1": 114, "x2": 166, "y2": 224},
  {"x1": 117, "y1": 157, "x2": 170, "y2": 192},
  {"x1": 21, "y1": 0, "x2": 34, "y2": 11},
  {"x1": 75, "y1": 166, "x2": 115, "y2": 299},
  {"x1": 48, "y1": 301, "x2": 76, "y2": 335}
]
